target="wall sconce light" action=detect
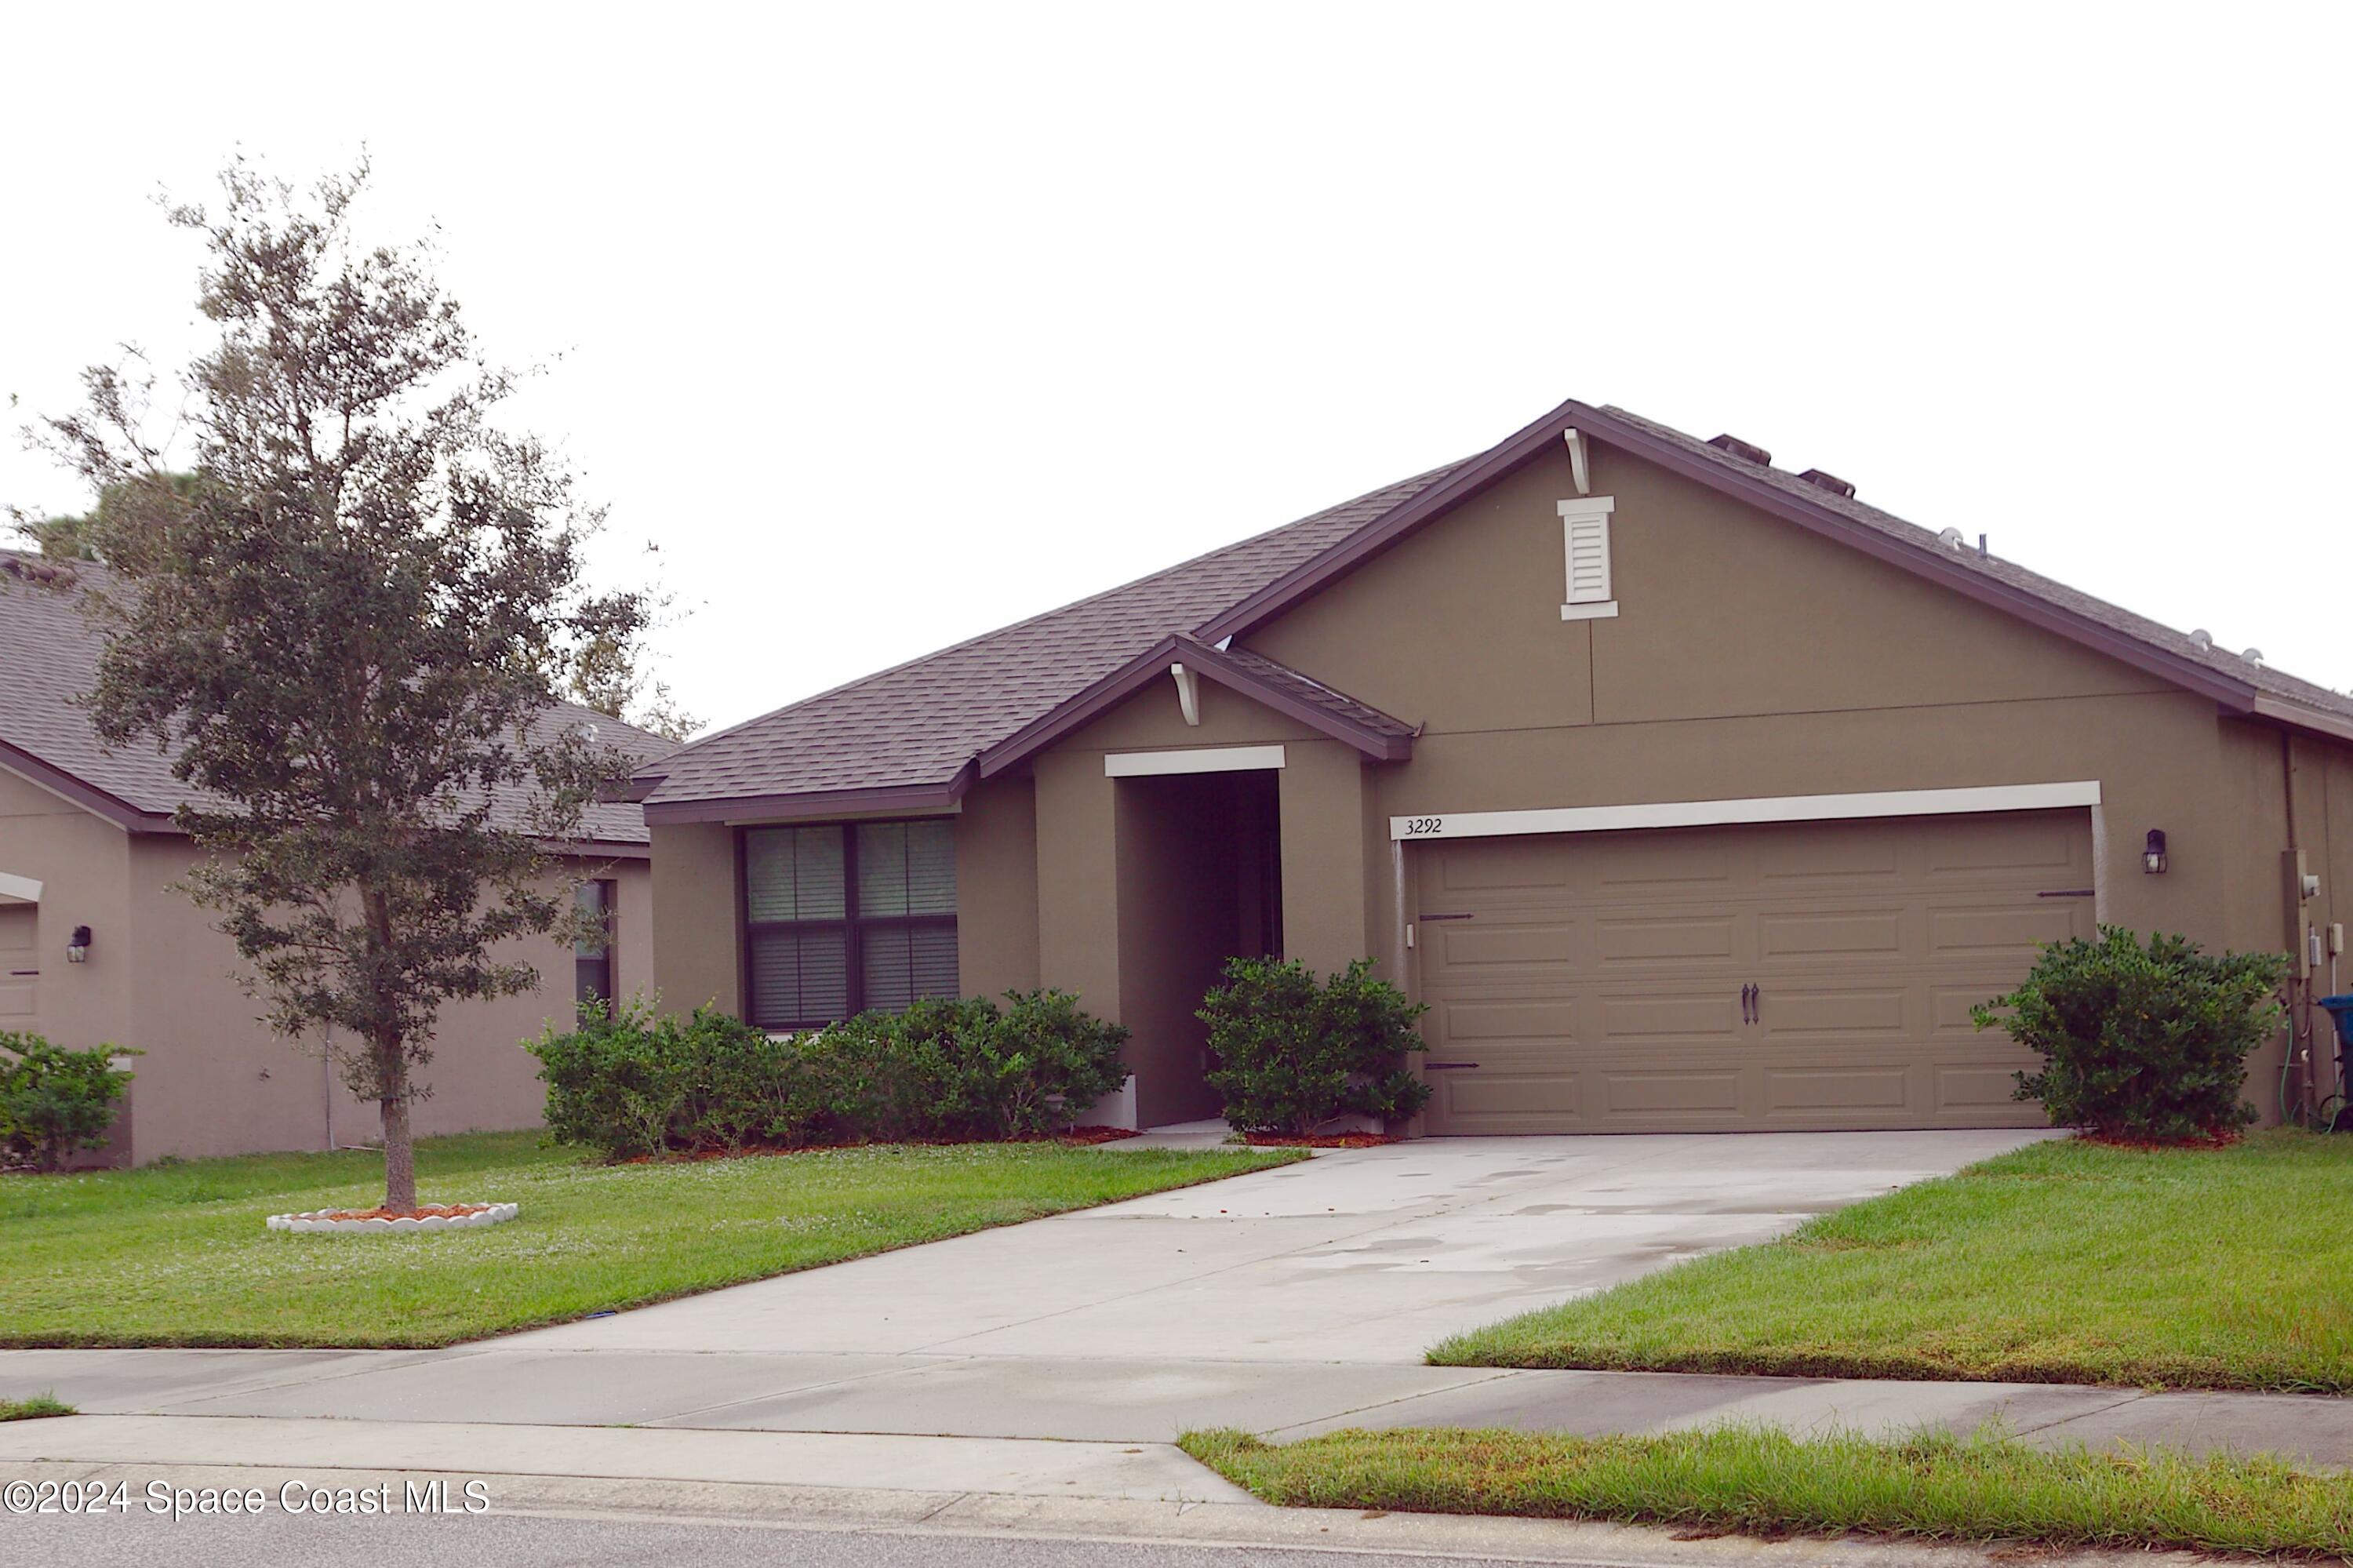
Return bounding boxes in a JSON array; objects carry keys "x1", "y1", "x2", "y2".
[
  {"x1": 2142, "y1": 830, "x2": 2168, "y2": 875},
  {"x1": 66, "y1": 925, "x2": 92, "y2": 964}
]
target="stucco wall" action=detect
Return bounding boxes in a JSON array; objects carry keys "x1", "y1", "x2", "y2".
[
  {"x1": 649, "y1": 820, "x2": 742, "y2": 1016},
  {"x1": 1, "y1": 761, "x2": 653, "y2": 1164}
]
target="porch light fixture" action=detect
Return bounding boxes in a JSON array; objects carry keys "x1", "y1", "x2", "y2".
[
  {"x1": 66, "y1": 924, "x2": 93, "y2": 963},
  {"x1": 2142, "y1": 830, "x2": 2168, "y2": 875}
]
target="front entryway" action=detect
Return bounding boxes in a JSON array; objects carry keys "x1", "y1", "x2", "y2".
[
  {"x1": 1111, "y1": 768, "x2": 1282, "y2": 1126},
  {"x1": 1416, "y1": 809, "x2": 2096, "y2": 1134}
]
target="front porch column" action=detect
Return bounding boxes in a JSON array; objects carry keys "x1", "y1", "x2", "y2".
[
  {"x1": 1031, "y1": 752, "x2": 1133, "y2": 1126},
  {"x1": 1279, "y1": 739, "x2": 1373, "y2": 976}
]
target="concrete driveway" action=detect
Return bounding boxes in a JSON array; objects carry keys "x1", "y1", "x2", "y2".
[{"x1": 509, "y1": 1128, "x2": 2048, "y2": 1363}]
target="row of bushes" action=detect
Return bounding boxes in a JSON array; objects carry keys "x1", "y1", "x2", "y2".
[
  {"x1": 0, "y1": 1033, "x2": 134, "y2": 1173},
  {"x1": 527, "y1": 991, "x2": 1131, "y2": 1159}
]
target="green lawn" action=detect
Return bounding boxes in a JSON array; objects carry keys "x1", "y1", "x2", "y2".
[
  {"x1": 1432, "y1": 1131, "x2": 2353, "y2": 1393},
  {"x1": 0, "y1": 1131, "x2": 1299, "y2": 1348},
  {"x1": 1182, "y1": 1425, "x2": 2353, "y2": 1559}
]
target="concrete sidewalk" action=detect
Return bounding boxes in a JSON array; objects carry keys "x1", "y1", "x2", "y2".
[{"x1": 9, "y1": 1346, "x2": 2351, "y2": 1469}]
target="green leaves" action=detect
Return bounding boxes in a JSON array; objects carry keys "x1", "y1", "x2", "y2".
[
  {"x1": 1972, "y1": 927, "x2": 2286, "y2": 1141},
  {"x1": 526, "y1": 991, "x2": 1132, "y2": 1161},
  {"x1": 1197, "y1": 956, "x2": 1431, "y2": 1137},
  {"x1": 0, "y1": 1033, "x2": 136, "y2": 1173}
]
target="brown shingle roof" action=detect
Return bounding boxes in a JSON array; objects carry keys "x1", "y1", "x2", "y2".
[
  {"x1": 635, "y1": 396, "x2": 2353, "y2": 812},
  {"x1": 633, "y1": 460, "x2": 1468, "y2": 809},
  {"x1": 0, "y1": 551, "x2": 672, "y2": 845}
]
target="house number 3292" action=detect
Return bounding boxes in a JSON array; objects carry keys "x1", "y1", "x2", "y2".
[{"x1": 1402, "y1": 817, "x2": 1446, "y2": 837}]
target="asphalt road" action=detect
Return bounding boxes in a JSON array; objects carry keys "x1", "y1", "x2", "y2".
[{"x1": 6, "y1": 1509, "x2": 1551, "y2": 1568}]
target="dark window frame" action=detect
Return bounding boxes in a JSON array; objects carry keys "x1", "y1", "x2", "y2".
[
  {"x1": 736, "y1": 818, "x2": 958, "y2": 1031},
  {"x1": 575, "y1": 877, "x2": 616, "y2": 1015}
]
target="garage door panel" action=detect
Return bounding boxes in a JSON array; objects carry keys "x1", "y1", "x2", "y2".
[
  {"x1": 1753, "y1": 831, "x2": 1901, "y2": 884},
  {"x1": 1758, "y1": 908, "x2": 1906, "y2": 961},
  {"x1": 1435, "y1": 997, "x2": 1579, "y2": 1042},
  {"x1": 1602, "y1": 1069, "x2": 1742, "y2": 1115},
  {"x1": 1922, "y1": 815, "x2": 2085, "y2": 877},
  {"x1": 1596, "y1": 914, "x2": 1737, "y2": 966},
  {"x1": 1442, "y1": 1071, "x2": 1583, "y2": 1120},
  {"x1": 1764, "y1": 1066, "x2": 1911, "y2": 1113},
  {"x1": 1417, "y1": 809, "x2": 2085, "y2": 1135},
  {"x1": 1598, "y1": 992, "x2": 1740, "y2": 1039},
  {"x1": 1431, "y1": 920, "x2": 1580, "y2": 971},
  {"x1": 1758, "y1": 983, "x2": 1908, "y2": 1037},
  {"x1": 1927, "y1": 902, "x2": 2079, "y2": 959}
]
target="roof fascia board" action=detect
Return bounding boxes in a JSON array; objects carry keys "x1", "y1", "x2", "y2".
[
  {"x1": 2246, "y1": 696, "x2": 2353, "y2": 748},
  {"x1": 1175, "y1": 637, "x2": 1415, "y2": 761},
  {"x1": 1195, "y1": 396, "x2": 1590, "y2": 646},
  {"x1": 1564, "y1": 407, "x2": 2264, "y2": 714},
  {"x1": 0, "y1": 742, "x2": 176, "y2": 832},
  {"x1": 977, "y1": 635, "x2": 1412, "y2": 780},
  {"x1": 1195, "y1": 397, "x2": 2264, "y2": 718},
  {"x1": 642, "y1": 769, "x2": 974, "y2": 826}
]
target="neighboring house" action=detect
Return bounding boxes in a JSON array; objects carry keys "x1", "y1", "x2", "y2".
[
  {"x1": 635, "y1": 396, "x2": 2353, "y2": 1136},
  {"x1": 0, "y1": 551, "x2": 672, "y2": 1164}
]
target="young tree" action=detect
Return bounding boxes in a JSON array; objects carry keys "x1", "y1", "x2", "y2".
[{"x1": 35, "y1": 158, "x2": 650, "y2": 1210}]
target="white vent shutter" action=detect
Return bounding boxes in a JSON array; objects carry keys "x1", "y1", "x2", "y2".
[
  {"x1": 1558, "y1": 497, "x2": 1617, "y2": 608},
  {"x1": 1565, "y1": 515, "x2": 1610, "y2": 602}
]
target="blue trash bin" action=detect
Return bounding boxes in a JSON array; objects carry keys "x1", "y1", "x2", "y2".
[{"x1": 2325, "y1": 995, "x2": 2353, "y2": 1054}]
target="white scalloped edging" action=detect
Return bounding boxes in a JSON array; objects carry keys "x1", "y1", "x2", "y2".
[{"x1": 265, "y1": 1202, "x2": 519, "y2": 1235}]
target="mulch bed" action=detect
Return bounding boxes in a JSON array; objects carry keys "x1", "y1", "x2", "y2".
[
  {"x1": 313, "y1": 1202, "x2": 494, "y2": 1223},
  {"x1": 620, "y1": 1126, "x2": 1140, "y2": 1163},
  {"x1": 1242, "y1": 1132, "x2": 1401, "y2": 1148},
  {"x1": 2081, "y1": 1127, "x2": 2245, "y2": 1151}
]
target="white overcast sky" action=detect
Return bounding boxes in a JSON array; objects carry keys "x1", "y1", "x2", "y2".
[{"x1": 5, "y1": 3, "x2": 2348, "y2": 732}]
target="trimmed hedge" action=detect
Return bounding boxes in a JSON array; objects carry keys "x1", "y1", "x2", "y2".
[
  {"x1": 0, "y1": 1033, "x2": 135, "y2": 1173},
  {"x1": 528, "y1": 992, "x2": 1129, "y2": 1161},
  {"x1": 1972, "y1": 926, "x2": 2286, "y2": 1141},
  {"x1": 1198, "y1": 956, "x2": 1431, "y2": 1137}
]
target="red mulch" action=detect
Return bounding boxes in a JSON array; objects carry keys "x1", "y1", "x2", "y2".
[
  {"x1": 2080, "y1": 1127, "x2": 2245, "y2": 1151},
  {"x1": 1243, "y1": 1132, "x2": 1401, "y2": 1148},
  {"x1": 620, "y1": 1127, "x2": 1140, "y2": 1163},
  {"x1": 316, "y1": 1202, "x2": 493, "y2": 1222}
]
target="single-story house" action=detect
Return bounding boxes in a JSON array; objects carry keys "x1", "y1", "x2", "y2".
[
  {"x1": 0, "y1": 551, "x2": 672, "y2": 1164},
  {"x1": 630, "y1": 397, "x2": 2353, "y2": 1135}
]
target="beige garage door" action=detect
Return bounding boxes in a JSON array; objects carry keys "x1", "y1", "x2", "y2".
[{"x1": 1414, "y1": 809, "x2": 2094, "y2": 1133}]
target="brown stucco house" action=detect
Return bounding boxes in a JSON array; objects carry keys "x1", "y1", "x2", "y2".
[
  {"x1": 0, "y1": 551, "x2": 671, "y2": 1164},
  {"x1": 632, "y1": 397, "x2": 2353, "y2": 1135}
]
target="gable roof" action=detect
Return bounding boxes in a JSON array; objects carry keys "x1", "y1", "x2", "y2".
[
  {"x1": 633, "y1": 397, "x2": 2353, "y2": 817},
  {"x1": 0, "y1": 551, "x2": 675, "y2": 847},
  {"x1": 627, "y1": 462, "x2": 1465, "y2": 820},
  {"x1": 973, "y1": 631, "x2": 1416, "y2": 781}
]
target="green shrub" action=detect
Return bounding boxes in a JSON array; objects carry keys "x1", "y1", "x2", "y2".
[
  {"x1": 1971, "y1": 927, "x2": 2286, "y2": 1141},
  {"x1": 0, "y1": 1033, "x2": 136, "y2": 1173},
  {"x1": 1198, "y1": 957, "x2": 1431, "y2": 1137},
  {"x1": 527, "y1": 991, "x2": 1130, "y2": 1160},
  {"x1": 911, "y1": 990, "x2": 1132, "y2": 1140}
]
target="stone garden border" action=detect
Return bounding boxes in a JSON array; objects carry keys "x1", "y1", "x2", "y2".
[{"x1": 265, "y1": 1202, "x2": 518, "y2": 1235}]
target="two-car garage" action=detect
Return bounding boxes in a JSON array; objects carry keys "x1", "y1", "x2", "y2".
[{"x1": 1409, "y1": 798, "x2": 2098, "y2": 1134}]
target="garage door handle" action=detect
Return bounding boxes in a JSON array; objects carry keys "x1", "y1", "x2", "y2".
[
  {"x1": 1740, "y1": 983, "x2": 1757, "y2": 1024},
  {"x1": 1423, "y1": 1060, "x2": 1481, "y2": 1070}
]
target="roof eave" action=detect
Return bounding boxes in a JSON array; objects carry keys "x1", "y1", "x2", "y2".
[
  {"x1": 2246, "y1": 695, "x2": 2353, "y2": 748},
  {"x1": 0, "y1": 740, "x2": 179, "y2": 833},
  {"x1": 977, "y1": 635, "x2": 1413, "y2": 780},
  {"x1": 1200, "y1": 397, "x2": 2268, "y2": 719},
  {"x1": 640, "y1": 766, "x2": 976, "y2": 826}
]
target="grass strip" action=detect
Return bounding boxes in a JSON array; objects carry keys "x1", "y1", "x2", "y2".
[
  {"x1": 1431, "y1": 1130, "x2": 2353, "y2": 1392},
  {"x1": 0, "y1": 1395, "x2": 75, "y2": 1421},
  {"x1": 1182, "y1": 1424, "x2": 2353, "y2": 1558},
  {"x1": 1, "y1": 1131, "x2": 1300, "y2": 1348}
]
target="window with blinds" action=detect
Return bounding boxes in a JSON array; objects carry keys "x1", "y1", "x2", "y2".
[
  {"x1": 742, "y1": 819, "x2": 958, "y2": 1029},
  {"x1": 575, "y1": 878, "x2": 616, "y2": 1016}
]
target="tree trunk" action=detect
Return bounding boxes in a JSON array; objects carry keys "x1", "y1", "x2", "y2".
[{"x1": 378, "y1": 1032, "x2": 416, "y2": 1212}]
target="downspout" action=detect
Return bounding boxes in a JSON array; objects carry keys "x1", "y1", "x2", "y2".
[{"x1": 2284, "y1": 731, "x2": 2315, "y2": 1123}]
